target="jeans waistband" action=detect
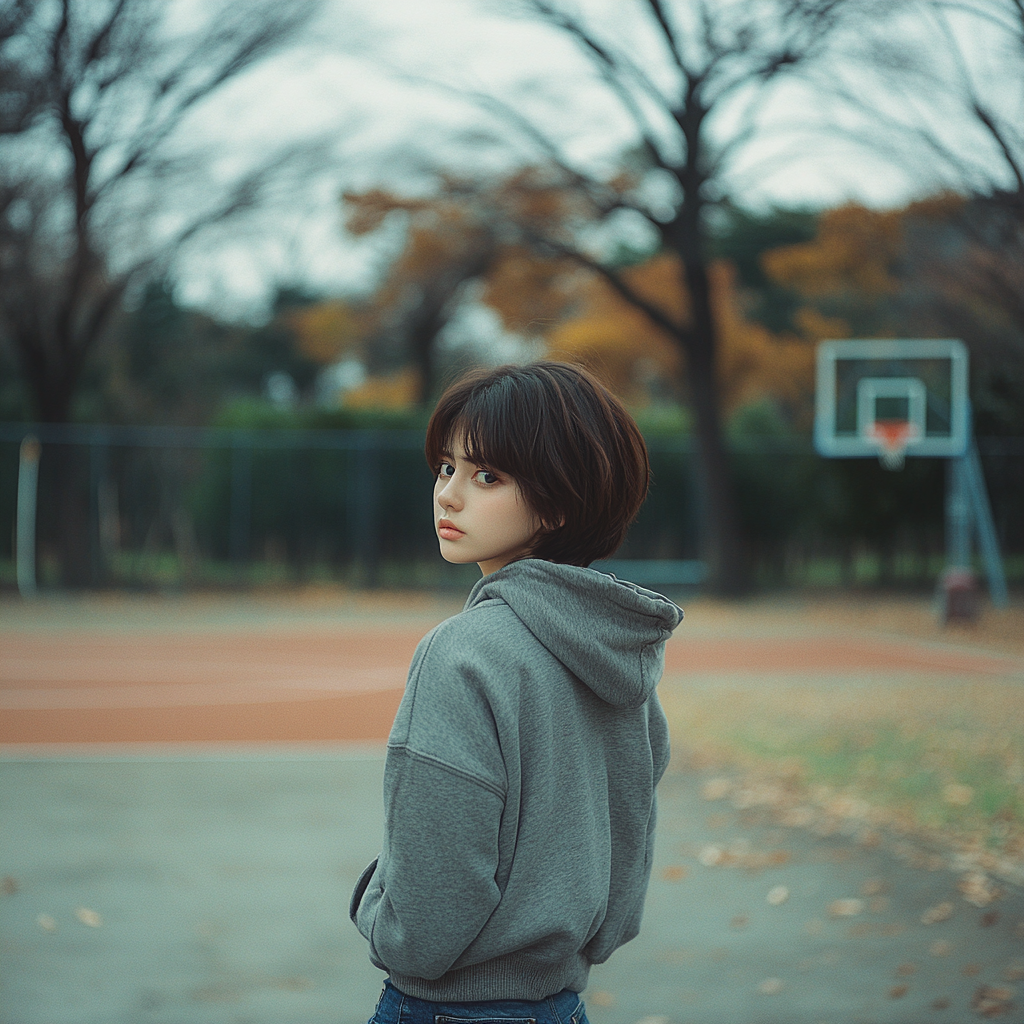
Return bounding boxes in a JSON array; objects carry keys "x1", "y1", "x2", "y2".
[{"x1": 371, "y1": 979, "x2": 585, "y2": 1024}]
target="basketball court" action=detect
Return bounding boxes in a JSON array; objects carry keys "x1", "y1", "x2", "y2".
[
  {"x1": 2, "y1": 590, "x2": 1021, "y2": 749},
  {"x1": 3, "y1": 590, "x2": 1024, "y2": 1024}
]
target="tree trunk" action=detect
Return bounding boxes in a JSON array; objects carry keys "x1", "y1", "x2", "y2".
[
  {"x1": 682, "y1": 320, "x2": 750, "y2": 596},
  {"x1": 677, "y1": 252, "x2": 749, "y2": 595},
  {"x1": 19, "y1": 333, "x2": 94, "y2": 588}
]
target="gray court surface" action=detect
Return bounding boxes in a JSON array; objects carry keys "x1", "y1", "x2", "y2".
[{"x1": 1, "y1": 750, "x2": 1021, "y2": 1024}]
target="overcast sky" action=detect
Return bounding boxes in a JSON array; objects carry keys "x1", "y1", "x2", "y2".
[{"x1": 171, "y1": 0, "x2": 1005, "y2": 321}]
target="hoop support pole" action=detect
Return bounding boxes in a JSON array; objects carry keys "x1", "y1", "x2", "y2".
[{"x1": 965, "y1": 442, "x2": 1009, "y2": 608}]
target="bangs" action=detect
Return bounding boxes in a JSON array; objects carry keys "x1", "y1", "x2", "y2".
[{"x1": 425, "y1": 371, "x2": 536, "y2": 480}]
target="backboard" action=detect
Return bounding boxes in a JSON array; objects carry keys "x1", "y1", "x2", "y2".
[{"x1": 815, "y1": 339, "x2": 969, "y2": 462}]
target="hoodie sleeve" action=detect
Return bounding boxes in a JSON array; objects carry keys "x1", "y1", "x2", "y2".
[
  {"x1": 352, "y1": 748, "x2": 504, "y2": 979},
  {"x1": 350, "y1": 621, "x2": 507, "y2": 980}
]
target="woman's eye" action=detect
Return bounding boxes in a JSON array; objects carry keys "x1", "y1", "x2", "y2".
[
  {"x1": 438, "y1": 462, "x2": 455, "y2": 478},
  {"x1": 473, "y1": 470, "x2": 499, "y2": 485}
]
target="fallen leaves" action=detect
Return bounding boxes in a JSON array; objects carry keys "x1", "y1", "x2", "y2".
[
  {"x1": 695, "y1": 842, "x2": 791, "y2": 870},
  {"x1": 36, "y1": 913, "x2": 56, "y2": 932},
  {"x1": 922, "y1": 901, "x2": 955, "y2": 925},
  {"x1": 959, "y1": 871, "x2": 1002, "y2": 908},
  {"x1": 972, "y1": 984, "x2": 1016, "y2": 1018},
  {"x1": 827, "y1": 898, "x2": 865, "y2": 918},
  {"x1": 766, "y1": 884, "x2": 790, "y2": 906},
  {"x1": 75, "y1": 907, "x2": 103, "y2": 927},
  {"x1": 758, "y1": 977, "x2": 784, "y2": 995},
  {"x1": 661, "y1": 864, "x2": 689, "y2": 882},
  {"x1": 702, "y1": 777, "x2": 732, "y2": 801},
  {"x1": 1, "y1": 875, "x2": 18, "y2": 895},
  {"x1": 943, "y1": 783, "x2": 975, "y2": 806},
  {"x1": 662, "y1": 666, "x2": 1024, "y2": 889}
]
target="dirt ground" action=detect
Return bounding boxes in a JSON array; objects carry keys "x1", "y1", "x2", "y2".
[{"x1": 1, "y1": 588, "x2": 1020, "y2": 747}]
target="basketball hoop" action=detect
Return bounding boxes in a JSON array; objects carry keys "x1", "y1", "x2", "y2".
[{"x1": 868, "y1": 420, "x2": 917, "y2": 470}]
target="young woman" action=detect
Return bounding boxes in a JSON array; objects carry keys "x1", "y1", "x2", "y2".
[{"x1": 351, "y1": 362, "x2": 684, "y2": 1024}]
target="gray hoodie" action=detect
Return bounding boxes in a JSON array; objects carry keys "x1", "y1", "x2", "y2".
[{"x1": 349, "y1": 558, "x2": 683, "y2": 1002}]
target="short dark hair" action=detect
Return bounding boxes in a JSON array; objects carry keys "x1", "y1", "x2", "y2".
[{"x1": 425, "y1": 362, "x2": 650, "y2": 566}]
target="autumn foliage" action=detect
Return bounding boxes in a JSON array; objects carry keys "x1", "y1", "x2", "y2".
[{"x1": 545, "y1": 253, "x2": 814, "y2": 416}]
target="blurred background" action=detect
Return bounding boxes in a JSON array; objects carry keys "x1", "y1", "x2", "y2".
[
  {"x1": 1, "y1": 0, "x2": 1022, "y2": 599},
  {"x1": 2, "y1": 5, "x2": 1024, "y2": 1022}
]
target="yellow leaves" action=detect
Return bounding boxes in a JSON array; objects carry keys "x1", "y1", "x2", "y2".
[
  {"x1": 342, "y1": 368, "x2": 420, "y2": 411},
  {"x1": 763, "y1": 203, "x2": 904, "y2": 299},
  {"x1": 545, "y1": 252, "x2": 814, "y2": 411},
  {"x1": 793, "y1": 306, "x2": 849, "y2": 343},
  {"x1": 286, "y1": 301, "x2": 360, "y2": 365}
]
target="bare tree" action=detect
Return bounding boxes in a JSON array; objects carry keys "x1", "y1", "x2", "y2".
[
  {"x1": 0, "y1": 0, "x2": 321, "y2": 583},
  {"x1": 0, "y1": 0, "x2": 42, "y2": 136},
  {"x1": 823, "y1": 0, "x2": 1024, "y2": 415},
  {"x1": 444, "y1": 0, "x2": 871, "y2": 594}
]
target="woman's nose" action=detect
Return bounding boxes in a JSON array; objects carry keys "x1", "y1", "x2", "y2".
[{"x1": 437, "y1": 481, "x2": 461, "y2": 511}]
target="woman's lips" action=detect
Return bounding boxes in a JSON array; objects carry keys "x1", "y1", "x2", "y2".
[{"x1": 438, "y1": 520, "x2": 463, "y2": 540}]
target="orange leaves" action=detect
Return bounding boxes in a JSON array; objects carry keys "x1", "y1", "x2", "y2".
[
  {"x1": 286, "y1": 301, "x2": 360, "y2": 365},
  {"x1": 341, "y1": 368, "x2": 420, "y2": 411},
  {"x1": 545, "y1": 252, "x2": 683, "y2": 399},
  {"x1": 763, "y1": 203, "x2": 905, "y2": 300},
  {"x1": 542, "y1": 253, "x2": 684, "y2": 399},
  {"x1": 545, "y1": 253, "x2": 813, "y2": 412},
  {"x1": 343, "y1": 189, "x2": 432, "y2": 236},
  {"x1": 481, "y1": 245, "x2": 579, "y2": 336},
  {"x1": 710, "y1": 261, "x2": 814, "y2": 414}
]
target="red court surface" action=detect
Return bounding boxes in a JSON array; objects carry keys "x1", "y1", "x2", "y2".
[{"x1": 2, "y1": 594, "x2": 1021, "y2": 747}]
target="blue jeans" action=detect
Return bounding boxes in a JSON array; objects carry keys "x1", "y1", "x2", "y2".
[{"x1": 368, "y1": 979, "x2": 589, "y2": 1024}]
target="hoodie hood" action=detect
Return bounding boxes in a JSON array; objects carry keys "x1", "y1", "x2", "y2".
[{"x1": 463, "y1": 558, "x2": 683, "y2": 709}]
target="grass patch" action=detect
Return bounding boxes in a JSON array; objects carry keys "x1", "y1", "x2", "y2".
[{"x1": 661, "y1": 676, "x2": 1024, "y2": 864}]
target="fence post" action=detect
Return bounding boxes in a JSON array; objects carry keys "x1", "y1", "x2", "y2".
[
  {"x1": 350, "y1": 432, "x2": 381, "y2": 587},
  {"x1": 230, "y1": 434, "x2": 252, "y2": 577},
  {"x1": 89, "y1": 436, "x2": 109, "y2": 587},
  {"x1": 16, "y1": 435, "x2": 40, "y2": 598}
]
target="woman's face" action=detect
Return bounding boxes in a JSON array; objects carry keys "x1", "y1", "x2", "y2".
[{"x1": 433, "y1": 441, "x2": 541, "y2": 575}]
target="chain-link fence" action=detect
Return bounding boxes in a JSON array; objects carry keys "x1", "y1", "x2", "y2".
[{"x1": 1, "y1": 424, "x2": 1021, "y2": 592}]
